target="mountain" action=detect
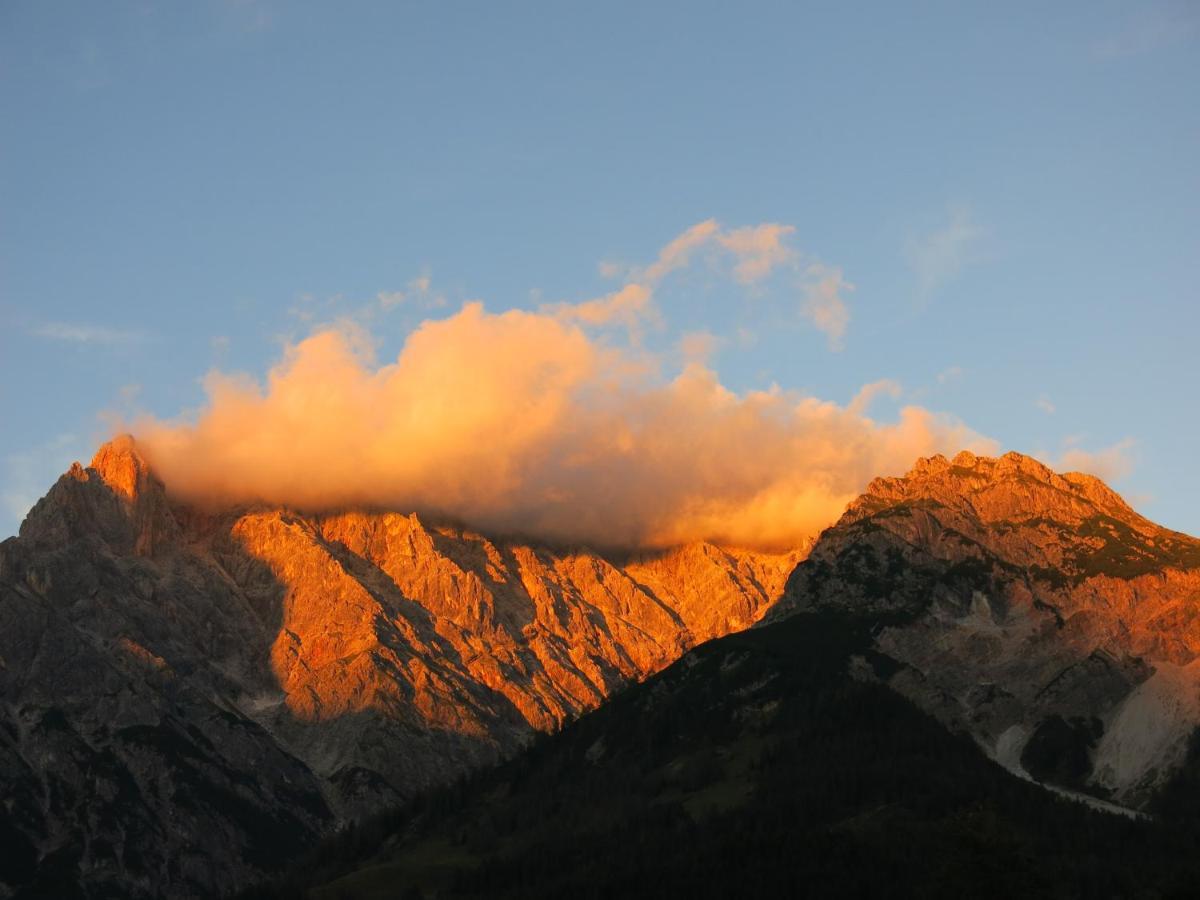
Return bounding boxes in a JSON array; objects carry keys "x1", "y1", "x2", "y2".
[
  {"x1": 9, "y1": 441, "x2": 1200, "y2": 898},
  {"x1": 250, "y1": 451, "x2": 1200, "y2": 900},
  {"x1": 254, "y1": 612, "x2": 1200, "y2": 900},
  {"x1": 0, "y1": 437, "x2": 805, "y2": 899},
  {"x1": 770, "y1": 449, "x2": 1200, "y2": 805}
]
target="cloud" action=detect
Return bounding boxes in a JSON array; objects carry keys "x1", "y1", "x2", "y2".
[
  {"x1": 109, "y1": 223, "x2": 984, "y2": 550},
  {"x1": 678, "y1": 331, "x2": 722, "y2": 364},
  {"x1": 376, "y1": 271, "x2": 444, "y2": 312},
  {"x1": 1036, "y1": 395, "x2": 1056, "y2": 415},
  {"x1": 33, "y1": 322, "x2": 144, "y2": 344},
  {"x1": 641, "y1": 219, "x2": 721, "y2": 283},
  {"x1": 1057, "y1": 438, "x2": 1136, "y2": 482},
  {"x1": 130, "y1": 296, "x2": 993, "y2": 551},
  {"x1": 542, "y1": 283, "x2": 658, "y2": 337},
  {"x1": 717, "y1": 224, "x2": 798, "y2": 284},
  {"x1": 905, "y1": 207, "x2": 984, "y2": 298},
  {"x1": 640, "y1": 219, "x2": 798, "y2": 286},
  {"x1": 937, "y1": 366, "x2": 964, "y2": 385},
  {"x1": 549, "y1": 220, "x2": 851, "y2": 348},
  {"x1": 800, "y1": 263, "x2": 852, "y2": 350},
  {"x1": 1093, "y1": 6, "x2": 1199, "y2": 58},
  {"x1": 848, "y1": 379, "x2": 902, "y2": 416},
  {"x1": 222, "y1": 0, "x2": 275, "y2": 34}
]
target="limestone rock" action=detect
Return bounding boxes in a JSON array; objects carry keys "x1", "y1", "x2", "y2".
[
  {"x1": 0, "y1": 437, "x2": 805, "y2": 898},
  {"x1": 772, "y1": 450, "x2": 1200, "y2": 807}
]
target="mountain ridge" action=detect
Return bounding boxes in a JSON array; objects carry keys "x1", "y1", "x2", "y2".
[
  {"x1": 0, "y1": 435, "x2": 806, "y2": 898},
  {"x1": 770, "y1": 447, "x2": 1200, "y2": 806},
  {"x1": 5, "y1": 439, "x2": 1199, "y2": 897},
  {"x1": 259, "y1": 448, "x2": 1200, "y2": 899}
]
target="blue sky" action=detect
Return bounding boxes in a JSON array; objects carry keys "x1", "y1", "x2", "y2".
[{"x1": 1, "y1": 1, "x2": 1198, "y2": 539}]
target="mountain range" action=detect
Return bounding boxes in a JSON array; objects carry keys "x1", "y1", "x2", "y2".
[
  {"x1": 0, "y1": 437, "x2": 801, "y2": 898},
  {"x1": 3, "y1": 439, "x2": 1200, "y2": 898},
  {"x1": 773, "y1": 449, "x2": 1200, "y2": 805}
]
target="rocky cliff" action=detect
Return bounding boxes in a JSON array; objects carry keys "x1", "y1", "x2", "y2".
[
  {"x1": 0, "y1": 437, "x2": 805, "y2": 898},
  {"x1": 771, "y1": 450, "x2": 1200, "y2": 806},
  {"x1": 11, "y1": 439, "x2": 1195, "y2": 897}
]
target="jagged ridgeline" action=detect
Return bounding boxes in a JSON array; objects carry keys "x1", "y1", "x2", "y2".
[
  {"x1": 253, "y1": 452, "x2": 1200, "y2": 900},
  {"x1": 6, "y1": 441, "x2": 1200, "y2": 898},
  {"x1": 0, "y1": 437, "x2": 803, "y2": 898}
]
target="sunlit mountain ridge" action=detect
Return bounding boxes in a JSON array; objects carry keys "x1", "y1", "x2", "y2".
[
  {"x1": 5, "y1": 438, "x2": 1200, "y2": 897},
  {"x1": 0, "y1": 436, "x2": 804, "y2": 898}
]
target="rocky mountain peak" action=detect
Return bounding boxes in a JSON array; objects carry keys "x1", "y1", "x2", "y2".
[
  {"x1": 0, "y1": 435, "x2": 811, "y2": 897},
  {"x1": 775, "y1": 448, "x2": 1200, "y2": 807},
  {"x1": 849, "y1": 448, "x2": 1141, "y2": 532},
  {"x1": 89, "y1": 433, "x2": 156, "y2": 503},
  {"x1": 19, "y1": 435, "x2": 177, "y2": 556}
]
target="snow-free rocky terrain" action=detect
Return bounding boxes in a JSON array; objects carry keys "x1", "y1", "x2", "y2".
[
  {"x1": 771, "y1": 449, "x2": 1200, "y2": 806},
  {"x1": 4, "y1": 440, "x2": 1200, "y2": 898},
  {"x1": 0, "y1": 437, "x2": 802, "y2": 898}
]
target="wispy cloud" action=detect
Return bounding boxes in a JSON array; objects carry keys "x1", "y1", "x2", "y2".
[
  {"x1": 32, "y1": 322, "x2": 145, "y2": 344},
  {"x1": 621, "y1": 219, "x2": 802, "y2": 288},
  {"x1": 800, "y1": 263, "x2": 852, "y2": 351},
  {"x1": 597, "y1": 259, "x2": 627, "y2": 280},
  {"x1": 577, "y1": 220, "x2": 853, "y2": 348},
  {"x1": 376, "y1": 291, "x2": 407, "y2": 310},
  {"x1": 677, "y1": 331, "x2": 723, "y2": 365},
  {"x1": 905, "y1": 207, "x2": 985, "y2": 300},
  {"x1": 1093, "y1": 5, "x2": 1199, "y2": 59},
  {"x1": 546, "y1": 283, "x2": 659, "y2": 338},
  {"x1": 1056, "y1": 437, "x2": 1136, "y2": 482},
  {"x1": 937, "y1": 366, "x2": 964, "y2": 385},
  {"x1": 277, "y1": 273, "x2": 446, "y2": 346},
  {"x1": 126, "y1": 223, "x2": 992, "y2": 550},
  {"x1": 848, "y1": 379, "x2": 902, "y2": 416},
  {"x1": 376, "y1": 271, "x2": 445, "y2": 311},
  {"x1": 640, "y1": 219, "x2": 722, "y2": 283},
  {"x1": 1035, "y1": 395, "x2": 1056, "y2": 415},
  {"x1": 717, "y1": 224, "x2": 798, "y2": 284},
  {"x1": 223, "y1": 0, "x2": 276, "y2": 34}
]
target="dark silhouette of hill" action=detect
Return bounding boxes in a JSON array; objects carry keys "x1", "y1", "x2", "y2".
[{"x1": 243, "y1": 609, "x2": 1200, "y2": 899}]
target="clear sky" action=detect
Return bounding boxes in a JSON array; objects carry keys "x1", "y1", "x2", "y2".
[{"x1": 1, "y1": 1, "x2": 1198, "y2": 540}]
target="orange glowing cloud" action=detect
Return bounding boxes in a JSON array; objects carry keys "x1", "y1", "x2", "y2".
[
  {"x1": 127, "y1": 221, "x2": 997, "y2": 549},
  {"x1": 717, "y1": 223, "x2": 798, "y2": 284},
  {"x1": 132, "y1": 298, "x2": 993, "y2": 550}
]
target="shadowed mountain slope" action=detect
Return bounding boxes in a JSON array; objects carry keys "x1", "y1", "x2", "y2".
[
  {"x1": 770, "y1": 449, "x2": 1200, "y2": 804},
  {"x1": 0, "y1": 438, "x2": 805, "y2": 898},
  {"x1": 241, "y1": 451, "x2": 1200, "y2": 899},
  {"x1": 249, "y1": 611, "x2": 1200, "y2": 900}
]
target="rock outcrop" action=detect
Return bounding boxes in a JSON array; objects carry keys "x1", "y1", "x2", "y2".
[
  {"x1": 771, "y1": 450, "x2": 1200, "y2": 807},
  {"x1": 0, "y1": 437, "x2": 807, "y2": 898}
]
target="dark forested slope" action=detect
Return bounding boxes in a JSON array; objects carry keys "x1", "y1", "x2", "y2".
[{"x1": 249, "y1": 609, "x2": 1200, "y2": 899}]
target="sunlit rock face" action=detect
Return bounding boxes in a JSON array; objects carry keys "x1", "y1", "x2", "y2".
[
  {"x1": 772, "y1": 450, "x2": 1200, "y2": 807},
  {"x1": 0, "y1": 437, "x2": 806, "y2": 898}
]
